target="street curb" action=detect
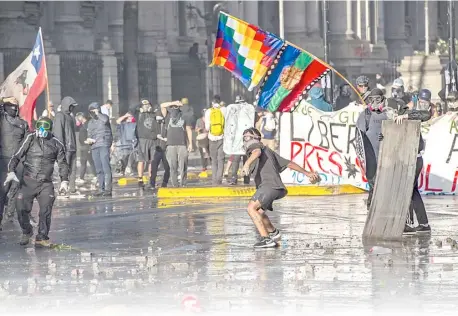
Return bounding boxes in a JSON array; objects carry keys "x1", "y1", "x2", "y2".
[
  {"x1": 117, "y1": 171, "x2": 213, "y2": 185},
  {"x1": 156, "y1": 185, "x2": 364, "y2": 198}
]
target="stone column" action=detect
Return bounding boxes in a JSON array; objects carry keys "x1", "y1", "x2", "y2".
[
  {"x1": 306, "y1": 1, "x2": 320, "y2": 39},
  {"x1": 107, "y1": 0, "x2": 123, "y2": 53},
  {"x1": 43, "y1": 36, "x2": 61, "y2": 105},
  {"x1": 53, "y1": 2, "x2": 93, "y2": 51},
  {"x1": 0, "y1": 53, "x2": 4, "y2": 83},
  {"x1": 139, "y1": 2, "x2": 165, "y2": 53},
  {"x1": 98, "y1": 37, "x2": 119, "y2": 116},
  {"x1": 284, "y1": 2, "x2": 307, "y2": 46},
  {"x1": 156, "y1": 38, "x2": 172, "y2": 103},
  {"x1": 424, "y1": 1, "x2": 438, "y2": 52},
  {"x1": 370, "y1": 0, "x2": 388, "y2": 60},
  {"x1": 243, "y1": 1, "x2": 258, "y2": 26},
  {"x1": 329, "y1": 0, "x2": 354, "y2": 40},
  {"x1": 0, "y1": 1, "x2": 39, "y2": 48},
  {"x1": 375, "y1": 0, "x2": 386, "y2": 44},
  {"x1": 384, "y1": 1, "x2": 413, "y2": 60}
]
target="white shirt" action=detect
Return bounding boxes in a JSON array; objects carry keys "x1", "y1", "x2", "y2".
[
  {"x1": 101, "y1": 105, "x2": 111, "y2": 118},
  {"x1": 204, "y1": 106, "x2": 227, "y2": 141}
]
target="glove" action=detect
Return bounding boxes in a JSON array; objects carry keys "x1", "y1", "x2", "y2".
[
  {"x1": 3, "y1": 172, "x2": 19, "y2": 186},
  {"x1": 378, "y1": 133, "x2": 384, "y2": 141},
  {"x1": 59, "y1": 181, "x2": 69, "y2": 194}
]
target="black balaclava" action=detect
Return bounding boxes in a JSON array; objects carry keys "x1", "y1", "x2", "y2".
[{"x1": 4, "y1": 103, "x2": 18, "y2": 117}]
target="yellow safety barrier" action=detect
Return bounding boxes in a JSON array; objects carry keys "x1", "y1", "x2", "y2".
[{"x1": 157, "y1": 185, "x2": 364, "y2": 198}]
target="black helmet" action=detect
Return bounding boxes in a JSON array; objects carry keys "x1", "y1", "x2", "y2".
[
  {"x1": 356, "y1": 75, "x2": 370, "y2": 86},
  {"x1": 35, "y1": 116, "x2": 53, "y2": 131},
  {"x1": 419, "y1": 89, "x2": 432, "y2": 102}
]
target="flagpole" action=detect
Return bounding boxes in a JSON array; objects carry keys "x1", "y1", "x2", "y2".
[
  {"x1": 39, "y1": 27, "x2": 51, "y2": 118},
  {"x1": 279, "y1": 0, "x2": 284, "y2": 39}
]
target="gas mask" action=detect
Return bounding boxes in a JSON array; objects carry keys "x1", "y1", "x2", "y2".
[
  {"x1": 3, "y1": 104, "x2": 18, "y2": 117},
  {"x1": 35, "y1": 119, "x2": 52, "y2": 138},
  {"x1": 367, "y1": 95, "x2": 385, "y2": 112}
]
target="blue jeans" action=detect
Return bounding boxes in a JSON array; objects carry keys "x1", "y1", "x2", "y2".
[{"x1": 91, "y1": 146, "x2": 112, "y2": 193}]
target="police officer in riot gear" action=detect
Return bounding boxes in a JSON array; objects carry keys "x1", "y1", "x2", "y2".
[
  {"x1": 6, "y1": 117, "x2": 69, "y2": 246},
  {"x1": 0, "y1": 97, "x2": 28, "y2": 228}
]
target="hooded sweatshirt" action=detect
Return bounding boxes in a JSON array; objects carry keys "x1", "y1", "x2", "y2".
[
  {"x1": 87, "y1": 102, "x2": 113, "y2": 149},
  {"x1": 335, "y1": 85, "x2": 352, "y2": 111},
  {"x1": 53, "y1": 96, "x2": 77, "y2": 152},
  {"x1": 309, "y1": 87, "x2": 333, "y2": 112}
]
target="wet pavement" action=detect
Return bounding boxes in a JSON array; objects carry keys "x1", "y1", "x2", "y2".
[{"x1": 1, "y1": 189, "x2": 458, "y2": 316}]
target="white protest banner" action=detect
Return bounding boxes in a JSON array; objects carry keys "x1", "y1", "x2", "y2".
[
  {"x1": 279, "y1": 102, "x2": 458, "y2": 195},
  {"x1": 419, "y1": 112, "x2": 458, "y2": 194},
  {"x1": 279, "y1": 102, "x2": 368, "y2": 190}
]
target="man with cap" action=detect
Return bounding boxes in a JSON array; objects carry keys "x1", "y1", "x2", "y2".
[
  {"x1": 352, "y1": 75, "x2": 372, "y2": 103},
  {"x1": 390, "y1": 78, "x2": 412, "y2": 106},
  {"x1": 5, "y1": 116, "x2": 69, "y2": 247},
  {"x1": 127, "y1": 99, "x2": 162, "y2": 188},
  {"x1": 86, "y1": 102, "x2": 113, "y2": 197},
  {"x1": 53, "y1": 96, "x2": 78, "y2": 194},
  {"x1": 0, "y1": 97, "x2": 29, "y2": 227}
]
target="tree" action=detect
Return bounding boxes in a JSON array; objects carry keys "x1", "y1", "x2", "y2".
[{"x1": 123, "y1": 1, "x2": 139, "y2": 107}]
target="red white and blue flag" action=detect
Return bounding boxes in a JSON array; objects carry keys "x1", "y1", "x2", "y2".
[{"x1": 0, "y1": 28, "x2": 47, "y2": 128}]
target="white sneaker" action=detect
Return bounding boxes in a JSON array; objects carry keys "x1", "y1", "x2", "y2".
[{"x1": 75, "y1": 178, "x2": 85, "y2": 185}]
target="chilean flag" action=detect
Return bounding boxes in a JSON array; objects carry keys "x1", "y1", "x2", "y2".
[{"x1": 0, "y1": 28, "x2": 47, "y2": 129}]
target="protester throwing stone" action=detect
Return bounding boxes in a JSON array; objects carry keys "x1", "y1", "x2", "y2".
[{"x1": 241, "y1": 128, "x2": 320, "y2": 248}]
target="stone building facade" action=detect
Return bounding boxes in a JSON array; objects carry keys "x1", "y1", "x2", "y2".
[{"x1": 0, "y1": 1, "x2": 453, "y2": 114}]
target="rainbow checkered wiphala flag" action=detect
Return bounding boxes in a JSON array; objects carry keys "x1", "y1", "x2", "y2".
[{"x1": 211, "y1": 12, "x2": 284, "y2": 91}]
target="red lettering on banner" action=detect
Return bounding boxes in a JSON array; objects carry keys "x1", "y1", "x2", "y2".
[
  {"x1": 329, "y1": 152, "x2": 343, "y2": 176},
  {"x1": 315, "y1": 147, "x2": 329, "y2": 173},
  {"x1": 451, "y1": 170, "x2": 458, "y2": 192},
  {"x1": 425, "y1": 164, "x2": 443, "y2": 192},
  {"x1": 291, "y1": 142, "x2": 303, "y2": 161},
  {"x1": 289, "y1": 141, "x2": 362, "y2": 179}
]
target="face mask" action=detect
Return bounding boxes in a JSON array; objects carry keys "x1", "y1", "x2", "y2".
[
  {"x1": 90, "y1": 111, "x2": 98, "y2": 119},
  {"x1": 36, "y1": 126, "x2": 49, "y2": 138},
  {"x1": 4, "y1": 105, "x2": 17, "y2": 117},
  {"x1": 417, "y1": 100, "x2": 431, "y2": 111},
  {"x1": 242, "y1": 135, "x2": 260, "y2": 152}
]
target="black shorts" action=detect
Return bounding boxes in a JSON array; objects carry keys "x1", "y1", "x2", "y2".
[
  {"x1": 137, "y1": 138, "x2": 157, "y2": 162},
  {"x1": 250, "y1": 187, "x2": 287, "y2": 211}
]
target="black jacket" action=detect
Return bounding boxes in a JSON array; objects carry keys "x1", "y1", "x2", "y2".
[
  {"x1": 0, "y1": 110, "x2": 29, "y2": 159},
  {"x1": 8, "y1": 132, "x2": 69, "y2": 182},
  {"x1": 54, "y1": 97, "x2": 77, "y2": 152},
  {"x1": 87, "y1": 113, "x2": 113, "y2": 149}
]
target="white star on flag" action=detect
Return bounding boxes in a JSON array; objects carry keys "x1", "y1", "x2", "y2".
[{"x1": 33, "y1": 46, "x2": 40, "y2": 60}]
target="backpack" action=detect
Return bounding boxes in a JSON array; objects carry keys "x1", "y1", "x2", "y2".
[
  {"x1": 263, "y1": 116, "x2": 276, "y2": 132},
  {"x1": 209, "y1": 108, "x2": 224, "y2": 136}
]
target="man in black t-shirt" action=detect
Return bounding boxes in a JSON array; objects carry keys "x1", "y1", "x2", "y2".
[
  {"x1": 241, "y1": 128, "x2": 320, "y2": 248},
  {"x1": 128, "y1": 99, "x2": 162, "y2": 187}
]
